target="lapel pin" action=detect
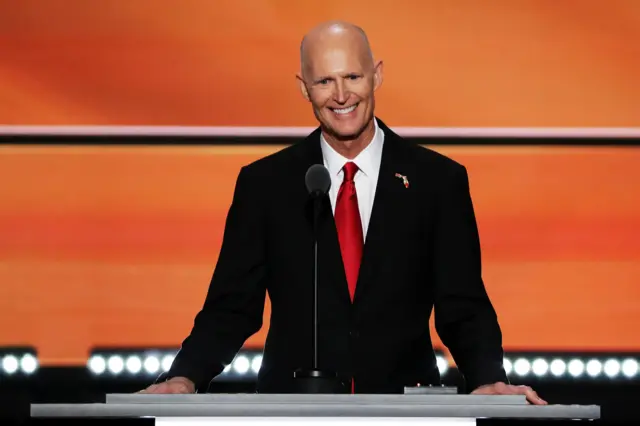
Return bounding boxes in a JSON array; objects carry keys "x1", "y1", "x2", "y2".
[{"x1": 395, "y1": 173, "x2": 409, "y2": 188}]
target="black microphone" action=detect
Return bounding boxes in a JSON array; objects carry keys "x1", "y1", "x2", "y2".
[
  {"x1": 305, "y1": 164, "x2": 331, "y2": 198},
  {"x1": 293, "y1": 164, "x2": 346, "y2": 393},
  {"x1": 304, "y1": 164, "x2": 331, "y2": 370}
]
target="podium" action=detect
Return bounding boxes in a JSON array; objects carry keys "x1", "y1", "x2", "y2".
[{"x1": 31, "y1": 393, "x2": 600, "y2": 425}]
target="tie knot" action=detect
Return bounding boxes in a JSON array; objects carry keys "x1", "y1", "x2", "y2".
[{"x1": 343, "y1": 162, "x2": 359, "y2": 182}]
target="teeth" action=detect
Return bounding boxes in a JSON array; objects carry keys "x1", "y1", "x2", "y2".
[{"x1": 333, "y1": 104, "x2": 357, "y2": 114}]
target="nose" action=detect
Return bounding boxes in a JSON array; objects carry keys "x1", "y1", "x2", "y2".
[{"x1": 334, "y1": 79, "x2": 348, "y2": 104}]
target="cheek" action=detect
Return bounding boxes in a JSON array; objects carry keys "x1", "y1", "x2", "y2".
[
  {"x1": 355, "y1": 88, "x2": 373, "y2": 102},
  {"x1": 349, "y1": 80, "x2": 373, "y2": 97},
  {"x1": 309, "y1": 91, "x2": 331, "y2": 109}
]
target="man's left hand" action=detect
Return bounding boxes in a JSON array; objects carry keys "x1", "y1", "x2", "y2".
[{"x1": 471, "y1": 382, "x2": 547, "y2": 405}]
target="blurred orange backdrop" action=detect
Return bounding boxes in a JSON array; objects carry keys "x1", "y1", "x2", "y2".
[
  {"x1": 1, "y1": 145, "x2": 639, "y2": 366},
  {"x1": 1, "y1": 0, "x2": 640, "y2": 127}
]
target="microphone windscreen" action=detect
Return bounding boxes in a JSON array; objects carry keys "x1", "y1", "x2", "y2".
[{"x1": 305, "y1": 164, "x2": 331, "y2": 195}]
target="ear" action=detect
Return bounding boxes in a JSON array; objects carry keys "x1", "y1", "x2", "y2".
[
  {"x1": 373, "y1": 60, "x2": 384, "y2": 91},
  {"x1": 296, "y1": 73, "x2": 310, "y2": 101}
]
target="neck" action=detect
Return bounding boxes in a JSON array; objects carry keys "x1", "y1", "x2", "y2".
[{"x1": 322, "y1": 119, "x2": 376, "y2": 160}]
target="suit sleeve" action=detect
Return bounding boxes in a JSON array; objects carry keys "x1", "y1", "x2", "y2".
[
  {"x1": 161, "y1": 166, "x2": 268, "y2": 392},
  {"x1": 432, "y1": 164, "x2": 508, "y2": 392}
]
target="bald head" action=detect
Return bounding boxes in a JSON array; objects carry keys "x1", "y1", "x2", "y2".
[
  {"x1": 300, "y1": 21, "x2": 374, "y2": 79},
  {"x1": 296, "y1": 21, "x2": 383, "y2": 152}
]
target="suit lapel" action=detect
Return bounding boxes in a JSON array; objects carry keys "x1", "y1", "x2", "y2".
[{"x1": 353, "y1": 121, "x2": 409, "y2": 304}]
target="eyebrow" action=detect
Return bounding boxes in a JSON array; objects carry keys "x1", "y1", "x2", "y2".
[
  {"x1": 312, "y1": 72, "x2": 361, "y2": 84},
  {"x1": 313, "y1": 76, "x2": 333, "y2": 84}
]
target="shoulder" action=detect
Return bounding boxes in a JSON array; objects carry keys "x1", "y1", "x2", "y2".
[
  {"x1": 233, "y1": 131, "x2": 319, "y2": 192},
  {"x1": 378, "y1": 120, "x2": 467, "y2": 180},
  {"x1": 405, "y1": 140, "x2": 465, "y2": 175},
  {"x1": 239, "y1": 140, "x2": 307, "y2": 177}
]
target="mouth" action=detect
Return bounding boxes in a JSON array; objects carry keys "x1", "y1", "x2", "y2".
[{"x1": 330, "y1": 103, "x2": 359, "y2": 115}]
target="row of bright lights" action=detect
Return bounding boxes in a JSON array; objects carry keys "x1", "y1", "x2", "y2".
[
  {"x1": 88, "y1": 353, "x2": 444, "y2": 377},
  {"x1": 3, "y1": 351, "x2": 638, "y2": 381},
  {"x1": 87, "y1": 353, "x2": 639, "y2": 380},
  {"x1": 88, "y1": 353, "x2": 264, "y2": 377},
  {"x1": 1, "y1": 354, "x2": 39, "y2": 375},
  {"x1": 4, "y1": 351, "x2": 639, "y2": 381},
  {"x1": 503, "y1": 357, "x2": 639, "y2": 378},
  {"x1": 89, "y1": 353, "x2": 177, "y2": 376}
]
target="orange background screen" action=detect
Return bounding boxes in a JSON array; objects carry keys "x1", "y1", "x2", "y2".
[
  {"x1": 1, "y1": 0, "x2": 639, "y2": 127},
  {"x1": 1, "y1": 145, "x2": 639, "y2": 366}
]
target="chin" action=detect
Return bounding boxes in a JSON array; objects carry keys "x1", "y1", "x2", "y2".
[
  {"x1": 327, "y1": 127, "x2": 358, "y2": 141},
  {"x1": 324, "y1": 118, "x2": 366, "y2": 140},
  {"x1": 342, "y1": 123, "x2": 370, "y2": 140}
]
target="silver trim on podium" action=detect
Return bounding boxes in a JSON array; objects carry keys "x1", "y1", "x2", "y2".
[{"x1": 31, "y1": 401, "x2": 600, "y2": 419}]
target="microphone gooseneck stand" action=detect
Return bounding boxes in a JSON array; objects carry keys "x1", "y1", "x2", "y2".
[{"x1": 293, "y1": 165, "x2": 348, "y2": 394}]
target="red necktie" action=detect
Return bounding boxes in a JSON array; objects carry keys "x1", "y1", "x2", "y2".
[
  {"x1": 334, "y1": 162, "x2": 364, "y2": 302},
  {"x1": 334, "y1": 162, "x2": 363, "y2": 394}
]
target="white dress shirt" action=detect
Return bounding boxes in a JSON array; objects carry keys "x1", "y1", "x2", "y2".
[{"x1": 320, "y1": 119, "x2": 385, "y2": 240}]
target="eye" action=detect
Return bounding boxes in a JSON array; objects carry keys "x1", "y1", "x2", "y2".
[
  {"x1": 346, "y1": 74, "x2": 360, "y2": 80},
  {"x1": 317, "y1": 78, "x2": 330, "y2": 85}
]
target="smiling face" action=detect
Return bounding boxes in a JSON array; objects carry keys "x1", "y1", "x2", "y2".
[{"x1": 298, "y1": 24, "x2": 383, "y2": 145}]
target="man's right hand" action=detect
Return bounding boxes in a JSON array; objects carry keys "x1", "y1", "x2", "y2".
[{"x1": 138, "y1": 376, "x2": 196, "y2": 394}]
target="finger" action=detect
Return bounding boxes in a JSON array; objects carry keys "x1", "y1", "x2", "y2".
[
  {"x1": 144, "y1": 384, "x2": 164, "y2": 394},
  {"x1": 514, "y1": 385, "x2": 530, "y2": 395},
  {"x1": 525, "y1": 389, "x2": 547, "y2": 405},
  {"x1": 514, "y1": 385, "x2": 545, "y2": 405}
]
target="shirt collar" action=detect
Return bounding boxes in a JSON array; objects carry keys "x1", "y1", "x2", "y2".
[{"x1": 320, "y1": 118, "x2": 384, "y2": 179}]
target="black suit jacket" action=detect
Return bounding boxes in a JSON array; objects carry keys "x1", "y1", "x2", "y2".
[{"x1": 163, "y1": 119, "x2": 508, "y2": 393}]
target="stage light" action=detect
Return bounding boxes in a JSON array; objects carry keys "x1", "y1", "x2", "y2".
[
  {"x1": 514, "y1": 358, "x2": 531, "y2": 376},
  {"x1": 107, "y1": 356, "x2": 124, "y2": 374},
  {"x1": 531, "y1": 358, "x2": 549, "y2": 376},
  {"x1": 251, "y1": 355, "x2": 262, "y2": 374},
  {"x1": 586, "y1": 359, "x2": 602, "y2": 377},
  {"x1": 2, "y1": 355, "x2": 19, "y2": 375},
  {"x1": 549, "y1": 359, "x2": 566, "y2": 377},
  {"x1": 568, "y1": 359, "x2": 585, "y2": 377},
  {"x1": 621, "y1": 359, "x2": 638, "y2": 378},
  {"x1": 436, "y1": 355, "x2": 448, "y2": 375},
  {"x1": 0, "y1": 349, "x2": 39, "y2": 376},
  {"x1": 603, "y1": 359, "x2": 620, "y2": 378},
  {"x1": 20, "y1": 354, "x2": 38, "y2": 374},
  {"x1": 232, "y1": 355, "x2": 250, "y2": 374},
  {"x1": 503, "y1": 358, "x2": 513, "y2": 375},
  {"x1": 143, "y1": 356, "x2": 160, "y2": 374},
  {"x1": 162, "y1": 355, "x2": 174, "y2": 372},
  {"x1": 126, "y1": 356, "x2": 142, "y2": 374},
  {"x1": 88, "y1": 355, "x2": 106, "y2": 374}
]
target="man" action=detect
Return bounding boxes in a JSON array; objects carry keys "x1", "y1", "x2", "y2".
[{"x1": 141, "y1": 21, "x2": 546, "y2": 404}]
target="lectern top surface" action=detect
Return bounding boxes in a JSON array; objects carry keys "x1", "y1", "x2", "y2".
[{"x1": 105, "y1": 393, "x2": 527, "y2": 406}]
